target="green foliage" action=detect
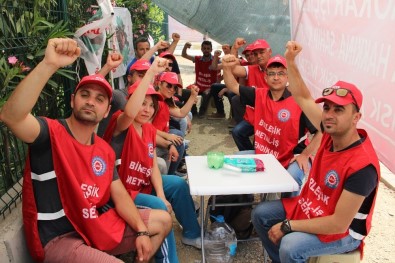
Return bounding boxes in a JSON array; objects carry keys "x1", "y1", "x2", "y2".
[
  {"x1": 148, "y1": 2, "x2": 165, "y2": 42},
  {"x1": 115, "y1": 0, "x2": 165, "y2": 43}
]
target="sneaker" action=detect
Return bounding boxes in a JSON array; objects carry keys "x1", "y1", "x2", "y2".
[
  {"x1": 207, "y1": 112, "x2": 226, "y2": 120},
  {"x1": 177, "y1": 163, "x2": 187, "y2": 174},
  {"x1": 181, "y1": 236, "x2": 202, "y2": 249},
  {"x1": 175, "y1": 171, "x2": 188, "y2": 179},
  {"x1": 197, "y1": 112, "x2": 205, "y2": 119}
]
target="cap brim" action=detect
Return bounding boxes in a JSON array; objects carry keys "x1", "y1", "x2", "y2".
[{"x1": 315, "y1": 95, "x2": 353, "y2": 106}]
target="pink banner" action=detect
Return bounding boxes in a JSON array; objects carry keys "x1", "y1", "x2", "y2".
[{"x1": 290, "y1": 0, "x2": 395, "y2": 173}]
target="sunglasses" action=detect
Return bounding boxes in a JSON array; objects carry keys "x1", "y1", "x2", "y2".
[
  {"x1": 167, "y1": 62, "x2": 173, "y2": 67},
  {"x1": 322, "y1": 87, "x2": 359, "y2": 112},
  {"x1": 165, "y1": 83, "x2": 177, "y2": 91}
]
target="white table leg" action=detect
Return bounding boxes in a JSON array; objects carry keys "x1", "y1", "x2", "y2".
[{"x1": 200, "y1": 195, "x2": 205, "y2": 262}]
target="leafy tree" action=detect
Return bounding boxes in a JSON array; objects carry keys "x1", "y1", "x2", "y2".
[{"x1": 115, "y1": 0, "x2": 165, "y2": 43}]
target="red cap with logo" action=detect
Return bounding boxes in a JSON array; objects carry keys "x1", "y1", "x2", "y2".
[
  {"x1": 266, "y1": 55, "x2": 287, "y2": 68},
  {"x1": 315, "y1": 81, "x2": 363, "y2": 110},
  {"x1": 251, "y1": 39, "x2": 271, "y2": 51},
  {"x1": 75, "y1": 74, "x2": 113, "y2": 100},
  {"x1": 130, "y1": 59, "x2": 151, "y2": 71},
  {"x1": 127, "y1": 80, "x2": 163, "y2": 101},
  {"x1": 159, "y1": 51, "x2": 176, "y2": 62},
  {"x1": 159, "y1": 72, "x2": 182, "y2": 89}
]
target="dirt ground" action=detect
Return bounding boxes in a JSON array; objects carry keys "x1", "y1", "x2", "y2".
[{"x1": 172, "y1": 55, "x2": 395, "y2": 263}]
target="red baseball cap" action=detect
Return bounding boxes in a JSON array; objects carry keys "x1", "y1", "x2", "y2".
[
  {"x1": 127, "y1": 80, "x2": 163, "y2": 101},
  {"x1": 159, "y1": 51, "x2": 176, "y2": 62},
  {"x1": 266, "y1": 55, "x2": 287, "y2": 68},
  {"x1": 75, "y1": 74, "x2": 112, "y2": 100},
  {"x1": 130, "y1": 59, "x2": 151, "y2": 71},
  {"x1": 251, "y1": 39, "x2": 271, "y2": 51},
  {"x1": 315, "y1": 81, "x2": 363, "y2": 110},
  {"x1": 242, "y1": 44, "x2": 254, "y2": 54},
  {"x1": 159, "y1": 72, "x2": 182, "y2": 89}
]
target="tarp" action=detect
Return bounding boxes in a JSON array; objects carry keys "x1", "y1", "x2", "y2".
[
  {"x1": 290, "y1": 0, "x2": 395, "y2": 173},
  {"x1": 152, "y1": 0, "x2": 291, "y2": 55}
]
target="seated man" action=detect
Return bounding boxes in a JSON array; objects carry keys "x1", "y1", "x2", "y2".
[
  {"x1": 223, "y1": 54, "x2": 322, "y2": 198},
  {"x1": 251, "y1": 41, "x2": 380, "y2": 262},
  {"x1": 181, "y1": 40, "x2": 221, "y2": 117},
  {"x1": 0, "y1": 38, "x2": 171, "y2": 262}
]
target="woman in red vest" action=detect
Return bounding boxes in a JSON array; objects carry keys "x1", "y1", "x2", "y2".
[{"x1": 104, "y1": 58, "x2": 202, "y2": 263}]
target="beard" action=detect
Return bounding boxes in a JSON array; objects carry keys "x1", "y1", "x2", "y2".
[{"x1": 73, "y1": 108, "x2": 101, "y2": 126}]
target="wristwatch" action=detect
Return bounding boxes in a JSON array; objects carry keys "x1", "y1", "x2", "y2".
[
  {"x1": 280, "y1": 219, "x2": 292, "y2": 235},
  {"x1": 136, "y1": 231, "x2": 150, "y2": 238}
]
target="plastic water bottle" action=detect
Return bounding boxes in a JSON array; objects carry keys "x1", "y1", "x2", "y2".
[{"x1": 204, "y1": 215, "x2": 237, "y2": 263}]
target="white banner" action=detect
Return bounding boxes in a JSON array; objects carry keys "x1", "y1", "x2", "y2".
[
  {"x1": 109, "y1": 7, "x2": 135, "y2": 78},
  {"x1": 74, "y1": 0, "x2": 113, "y2": 75},
  {"x1": 290, "y1": 0, "x2": 395, "y2": 173}
]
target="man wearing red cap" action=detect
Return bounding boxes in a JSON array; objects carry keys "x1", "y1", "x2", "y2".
[
  {"x1": 251, "y1": 41, "x2": 380, "y2": 263},
  {"x1": 228, "y1": 38, "x2": 273, "y2": 153},
  {"x1": 0, "y1": 38, "x2": 171, "y2": 262},
  {"x1": 223, "y1": 54, "x2": 322, "y2": 198}
]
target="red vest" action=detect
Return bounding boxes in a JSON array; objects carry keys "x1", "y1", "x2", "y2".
[
  {"x1": 117, "y1": 123, "x2": 157, "y2": 199},
  {"x1": 23, "y1": 118, "x2": 125, "y2": 262},
  {"x1": 244, "y1": 65, "x2": 269, "y2": 124},
  {"x1": 152, "y1": 100, "x2": 170, "y2": 132},
  {"x1": 194, "y1": 56, "x2": 219, "y2": 92},
  {"x1": 253, "y1": 89, "x2": 301, "y2": 168},
  {"x1": 283, "y1": 130, "x2": 380, "y2": 246}
]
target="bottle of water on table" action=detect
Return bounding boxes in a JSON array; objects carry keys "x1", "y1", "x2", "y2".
[{"x1": 204, "y1": 215, "x2": 237, "y2": 263}]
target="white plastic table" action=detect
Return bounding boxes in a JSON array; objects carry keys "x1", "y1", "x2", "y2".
[{"x1": 185, "y1": 154, "x2": 299, "y2": 262}]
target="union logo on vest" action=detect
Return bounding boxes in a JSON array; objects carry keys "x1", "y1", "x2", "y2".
[
  {"x1": 277, "y1": 109, "x2": 291, "y2": 122},
  {"x1": 91, "y1": 156, "x2": 107, "y2": 176},
  {"x1": 325, "y1": 170, "x2": 339, "y2": 189}
]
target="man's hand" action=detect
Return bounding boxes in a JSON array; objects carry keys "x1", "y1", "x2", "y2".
[
  {"x1": 285, "y1": 41, "x2": 302, "y2": 62},
  {"x1": 167, "y1": 133, "x2": 183, "y2": 145},
  {"x1": 135, "y1": 235, "x2": 152, "y2": 262},
  {"x1": 149, "y1": 57, "x2": 168, "y2": 75},
  {"x1": 190, "y1": 84, "x2": 199, "y2": 98},
  {"x1": 214, "y1": 50, "x2": 222, "y2": 58},
  {"x1": 155, "y1": 40, "x2": 170, "y2": 51},
  {"x1": 172, "y1": 33, "x2": 180, "y2": 42},
  {"x1": 168, "y1": 144, "x2": 179, "y2": 163},
  {"x1": 268, "y1": 222, "x2": 284, "y2": 245},
  {"x1": 184, "y1": 42, "x2": 192, "y2": 49},
  {"x1": 218, "y1": 87, "x2": 228, "y2": 98},
  {"x1": 233, "y1": 37, "x2": 246, "y2": 50},
  {"x1": 43, "y1": 38, "x2": 81, "y2": 70},
  {"x1": 290, "y1": 153, "x2": 310, "y2": 175},
  {"x1": 106, "y1": 52, "x2": 123, "y2": 71},
  {"x1": 222, "y1": 54, "x2": 238, "y2": 69}
]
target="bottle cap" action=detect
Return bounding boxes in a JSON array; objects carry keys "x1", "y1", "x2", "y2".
[{"x1": 216, "y1": 215, "x2": 225, "y2": 223}]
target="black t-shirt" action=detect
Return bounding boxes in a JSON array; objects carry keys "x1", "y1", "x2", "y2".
[{"x1": 30, "y1": 117, "x2": 118, "y2": 246}]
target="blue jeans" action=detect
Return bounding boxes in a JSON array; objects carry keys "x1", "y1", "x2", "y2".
[
  {"x1": 135, "y1": 175, "x2": 201, "y2": 262},
  {"x1": 235, "y1": 150, "x2": 309, "y2": 198},
  {"x1": 282, "y1": 161, "x2": 310, "y2": 198},
  {"x1": 232, "y1": 120, "x2": 254, "y2": 151},
  {"x1": 168, "y1": 129, "x2": 186, "y2": 174},
  {"x1": 251, "y1": 200, "x2": 361, "y2": 263}
]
